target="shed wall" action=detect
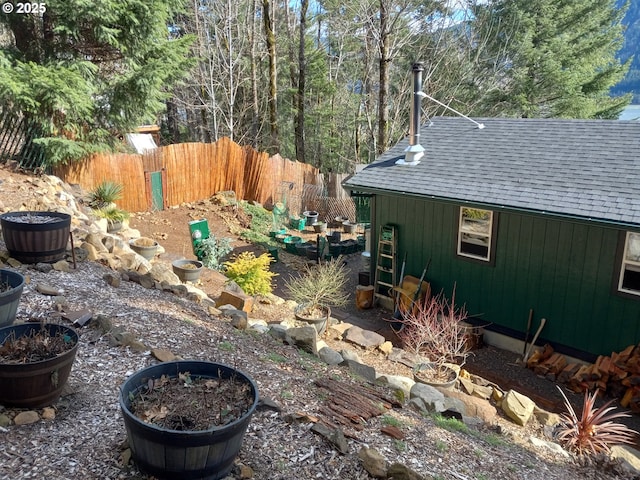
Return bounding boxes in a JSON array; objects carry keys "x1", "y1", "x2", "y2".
[{"x1": 374, "y1": 194, "x2": 640, "y2": 357}]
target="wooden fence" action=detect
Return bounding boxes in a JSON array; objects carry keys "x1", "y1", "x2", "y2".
[{"x1": 54, "y1": 137, "x2": 323, "y2": 213}]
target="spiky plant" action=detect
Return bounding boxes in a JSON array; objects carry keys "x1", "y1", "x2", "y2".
[
  {"x1": 88, "y1": 181, "x2": 124, "y2": 209},
  {"x1": 556, "y1": 386, "x2": 638, "y2": 456}
]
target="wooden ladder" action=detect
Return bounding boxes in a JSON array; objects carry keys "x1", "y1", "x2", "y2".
[{"x1": 373, "y1": 224, "x2": 397, "y2": 308}]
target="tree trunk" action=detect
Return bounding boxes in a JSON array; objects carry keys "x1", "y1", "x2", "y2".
[
  {"x1": 166, "y1": 98, "x2": 180, "y2": 144},
  {"x1": 262, "y1": 0, "x2": 280, "y2": 153},
  {"x1": 249, "y1": 0, "x2": 260, "y2": 148},
  {"x1": 295, "y1": 0, "x2": 308, "y2": 163},
  {"x1": 377, "y1": 0, "x2": 390, "y2": 155}
]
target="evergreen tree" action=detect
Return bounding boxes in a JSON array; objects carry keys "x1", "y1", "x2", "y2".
[
  {"x1": 472, "y1": 0, "x2": 630, "y2": 119},
  {"x1": 0, "y1": 1, "x2": 193, "y2": 164}
]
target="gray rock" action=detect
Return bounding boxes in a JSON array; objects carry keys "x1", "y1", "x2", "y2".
[
  {"x1": 343, "y1": 359, "x2": 377, "y2": 382},
  {"x1": 611, "y1": 445, "x2": 640, "y2": 474},
  {"x1": 36, "y1": 282, "x2": 63, "y2": 296},
  {"x1": 285, "y1": 326, "x2": 318, "y2": 355},
  {"x1": 103, "y1": 272, "x2": 121, "y2": 287},
  {"x1": 318, "y1": 346, "x2": 343, "y2": 365},
  {"x1": 409, "y1": 383, "x2": 446, "y2": 413},
  {"x1": 343, "y1": 325, "x2": 385, "y2": 349},
  {"x1": 340, "y1": 349, "x2": 362, "y2": 364},
  {"x1": 269, "y1": 324, "x2": 289, "y2": 341},
  {"x1": 529, "y1": 436, "x2": 569, "y2": 457},
  {"x1": 376, "y1": 374, "x2": 415, "y2": 397},
  {"x1": 34, "y1": 262, "x2": 53, "y2": 273},
  {"x1": 502, "y1": 390, "x2": 536, "y2": 426},
  {"x1": 311, "y1": 423, "x2": 348, "y2": 454}
]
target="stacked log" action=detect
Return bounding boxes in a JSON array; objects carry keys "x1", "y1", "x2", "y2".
[{"x1": 527, "y1": 343, "x2": 640, "y2": 413}]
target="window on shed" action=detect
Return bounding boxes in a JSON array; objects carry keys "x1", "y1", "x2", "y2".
[
  {"x1": 457, "y1": 207, "x2": 494, "y2": 262},
  {"x1": 619, "y1": 232, "x2": 640, "y2": 296}
]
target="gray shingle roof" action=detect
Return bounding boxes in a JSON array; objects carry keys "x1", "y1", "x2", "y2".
[{"x1": 343, "y1": 116, "x2": 640, "y2": 225}]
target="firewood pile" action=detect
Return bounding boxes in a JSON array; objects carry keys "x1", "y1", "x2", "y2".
[{"x1": 527, "y1": 343, "x2": 640, "y2": 413}]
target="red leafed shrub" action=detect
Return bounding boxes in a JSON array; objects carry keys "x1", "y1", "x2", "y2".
[{"x1": 556, "y1": 386, "x2": 638, "y2": 456}]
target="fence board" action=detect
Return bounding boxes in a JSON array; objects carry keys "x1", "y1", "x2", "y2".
[{"x1": 54, "y1": 138, "x2": 327, "y2": 215}]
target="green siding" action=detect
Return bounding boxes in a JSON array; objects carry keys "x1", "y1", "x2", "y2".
[{"x1": 374, "y1": 194, "x2": 640, "y2": 357}]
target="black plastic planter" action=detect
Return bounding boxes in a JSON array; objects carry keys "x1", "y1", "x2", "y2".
[
  {"x1": 0, "y1": 269, "x2": 25, "y2": 328},
  {"x1": 120, "y1": 361, "x2": 259, "y2": 480},
  {"x1": 0, "y1": 211, "x2": 71, "y2": 263}
]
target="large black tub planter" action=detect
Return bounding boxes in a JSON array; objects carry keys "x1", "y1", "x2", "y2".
[
  {"x1": 0, "y1": 322, "x2": 79, "y2": 408},
  {"x1": 120, "y1": 361, "x2": 259, "y2": 480},
  {"x1": 0, "y1": 211, "x2": 71, "y2": 263}
]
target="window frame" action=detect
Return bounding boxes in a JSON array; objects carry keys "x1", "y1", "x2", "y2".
[
  {"x1": 456, "y1": 207, "x2": 496, "y2": 264},
  {"x1": 618, "y1": 231, "x2": 640, "y2": 297}
]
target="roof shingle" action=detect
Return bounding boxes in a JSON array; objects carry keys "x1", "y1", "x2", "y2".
[{"x1": 343, "y1": 117, "x2": 640, "y2": 225}]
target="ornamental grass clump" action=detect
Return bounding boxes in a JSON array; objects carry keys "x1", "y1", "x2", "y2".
[
  {"x1": 555, "y1": 386, "x2": 638, "y2": 457},
  {"x1": 283, "y1": 258, "x2": 349, "y2": 317},
  {"x1": 224, "y1": 251, "x2": 277, "y2": 295}
]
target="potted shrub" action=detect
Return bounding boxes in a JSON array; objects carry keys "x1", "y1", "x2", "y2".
[
  {"x1": 93, "y1": 205, "x2": 130, "y2": 233},
  {"x1": 396, "y1": 285, "x2": 470, "y2": 389},
  {"x1": 0, "y1": 211, "x2": 71, "y2": 263},
  {"x1": 283, "y1": 258, "x2": 349, "y2": 335},
  {"x1": 0, "y1": 269, "x2": 25, "y2": 328},
  {"x1": 88, "y1": 181, "x2": 128, "y2": 233},
  {"x1": 171, "y1": 259, "x2": 204, "y2": 283},
  {"x1": 0, "y1": 322, "x2": 79, "y2": 407},
  {"x1": 119, "y1": 360, "x2": 259, "y2": 480},
  {"x1": 129, "y1": 237, "x2": 159, "y2": 261}
]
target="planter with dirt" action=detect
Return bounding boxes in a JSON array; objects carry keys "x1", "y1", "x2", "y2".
[{"x1": 120, "y1": 360, "x2": 259, "y2": 480}]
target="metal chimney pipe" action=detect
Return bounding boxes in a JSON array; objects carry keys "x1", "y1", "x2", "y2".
[
  {"x1": 408, "y1": 62, "x2": 423, "y2": 149},
  {"x1": 399, "y1": 62, "x2": 424, "y2": 165}
]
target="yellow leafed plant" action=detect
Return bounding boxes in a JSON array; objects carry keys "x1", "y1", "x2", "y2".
[{"x1": 224, "y1": 252, "x2": 277, "y2": 296}]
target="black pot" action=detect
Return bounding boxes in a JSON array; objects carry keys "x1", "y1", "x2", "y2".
[
  {"x1": 120, "y1": 361, "x2": 259, "y2": 480},
  {"x1": 0, "y1": 269, "x2": 25, "y2": 328},
  {"x1": 0, "y1": 211, "x2": 71, "y2": 263},
  {"x1": 0, "y1": 322, "x2": 79, "y2": 407}
]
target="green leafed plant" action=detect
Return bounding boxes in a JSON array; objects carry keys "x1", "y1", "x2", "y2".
[
  {"x1": 92, "y1": 205, "x2": 130, "y2": 223},
  {"x1": 283, "y1": 258, "x2": 349, "y2": 317},
  {"x1": 195, "y1": 234, "x2": 233, "y2": 270},
  {"x1": 223, "y1": 251, "x2": 277, "y2": 296},
  {"x1": 555, "y1": 386, "x2": 638, "y2": 456},
  {"x1": 88, "y1": 180, "x2": 124, "y2": 209}
]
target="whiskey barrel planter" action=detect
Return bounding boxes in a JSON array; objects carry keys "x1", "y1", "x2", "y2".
[
  {"x1": 0, "y1": 269, "x2": 25, "y2": 328},
  {"x1": 0, "y1": 211, "x2": 71, "y2": 263},
  {"x1": 0, "y1": 322, "x2": 79, "y2": 407},
  {"x1": 120, "y1": 361, "x2": 259, "y2": 480}
]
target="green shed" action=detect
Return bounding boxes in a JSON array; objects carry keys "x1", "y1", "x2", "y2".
[{"x1": 343, "y1": 116, "x2": 640, "y2": 362}]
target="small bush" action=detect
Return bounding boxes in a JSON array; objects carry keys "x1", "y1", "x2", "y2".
[
  {"x1": 196, "y1": 235, "x2": 233, "y2": 270},
  {"x1": 89, "y1": 180, "x2": 124, "y2": 208},
  {"x1": 556, "y1": 386, "x2": 638, "y2": 456},
  {"x1": 224, "y1": 251, "x2": 277, "y2": 295}
]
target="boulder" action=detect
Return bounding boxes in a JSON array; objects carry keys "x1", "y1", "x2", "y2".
[{"x1": 502, "y1": 389, "x2": 536, "y2": 426}]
